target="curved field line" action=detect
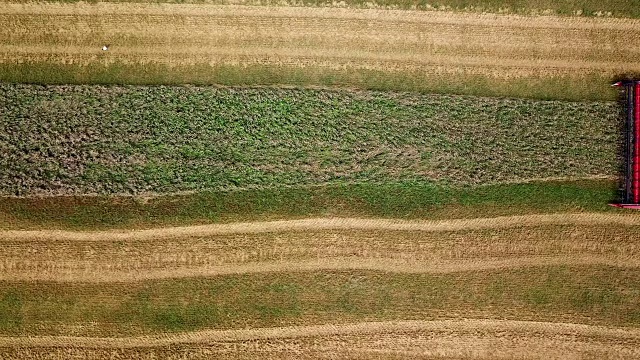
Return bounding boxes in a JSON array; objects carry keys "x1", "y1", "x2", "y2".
[
  {"x1": 1, "y1": 319, "x2": 640, "y2": 348},
  {"x1": 2, "y1": 213, "x2": 639, "y2": 242},
  {"x1": 474, "y1": 174, "x2": 616, "y2": 186},
  {"x1": 3, "y1": 255, "x2": 640, "y2": 282}
]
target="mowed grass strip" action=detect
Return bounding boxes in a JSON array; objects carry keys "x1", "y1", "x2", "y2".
[
  {"x1": 0, "y1": 84, "x2": 620, "y2": 197},
  {"x1": 0, "y1": 0, "x2": 638, "y2": 18},
  {"x1": 1, "y1": 266, "x2": 639, "y2": 336},
  {"x1": 0, "y1": 62, "x2": 621, "y2": 101},
  {"x1": 0, "y1": 180, "x2": 621, "y2": 230},
  {"x1": 240, "y1": 0, "x2": 640, "y2": 18}
]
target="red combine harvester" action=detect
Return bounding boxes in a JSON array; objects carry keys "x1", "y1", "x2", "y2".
[{"x1": 611, "y1": 80, "x2": 640, "y2": 209}]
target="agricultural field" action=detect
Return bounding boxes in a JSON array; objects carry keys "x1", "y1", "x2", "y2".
[
  {"x1": 0, "y1": 84, "x2": 620, "y2": 196},
  {"x1": 1, "y1": 2, "x2": 640, "y2": 99},
  {"x1": 1, "y1": 0, "x2": 640, "y2": 358}
]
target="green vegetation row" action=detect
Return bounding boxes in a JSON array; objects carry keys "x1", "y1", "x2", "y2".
[
  {"x1": 0, "y1": 62, "x2": 619, "y2": 101},
  {"x1": 0, "y1": 180, "x2": 621, "y2": 230},
  {"x1": 2, "y1": 0, "x2": 638, "y2": 18},
  {"x1": 1, "y1": 266, "x2": 638, "y2": 336},
  {"x1": 0, "y1": 84, "x2": 620, "y2": 198}
]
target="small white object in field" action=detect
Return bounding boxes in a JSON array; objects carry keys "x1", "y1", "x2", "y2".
[{"x1": 102, "y1": 45, "x2": 109, "y2": 51}]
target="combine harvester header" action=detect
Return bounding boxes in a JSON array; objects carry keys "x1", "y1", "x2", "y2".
[{"x1": 611, "y1": 80, "x2": 640, "y2": 209}]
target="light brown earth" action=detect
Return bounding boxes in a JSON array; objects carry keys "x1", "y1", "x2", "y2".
[
  {"x1": 1, "y1": 3, "x2": 639, "y2": 79},
  {"x1": 2, "y1": 320, "x2": 640, "y2": 359},
  {"x1": 1, "y1": 213, "x2": 640, "y2": 282}
]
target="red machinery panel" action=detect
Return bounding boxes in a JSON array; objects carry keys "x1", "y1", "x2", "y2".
[
  {"x1": 635, "y1": 82, "x2": 640, "y2": 202},
  {"x1": 611, "y1": 80, "x2": 640, "y2": 209}
]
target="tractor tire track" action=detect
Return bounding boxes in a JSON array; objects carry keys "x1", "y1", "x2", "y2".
[
  {"x1": 1, "y1": 213, "x2": 639, "y2": 282},
  {"x1": 2, "y1": 213, "x2": 639, "y2": 241},
  {"x1": 2, "y1": 255, "x2": 640, "y2": 282},
  {"x1": 1, "y1": 319, "x2": 639, "y2": 356}
]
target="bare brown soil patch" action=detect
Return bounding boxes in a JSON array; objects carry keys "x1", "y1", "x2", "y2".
[{"x1": 1, "y1": 4, "x2": 639, "y2": 79}]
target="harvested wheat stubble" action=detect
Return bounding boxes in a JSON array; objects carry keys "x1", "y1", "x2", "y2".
[
  {"x1": 0, "y1": 3, "x2": 638, "y2": 82},
  {"x1": 1, "y1": 214, "x2": 640, "y2": 282},
  {"x1": 1, "y1": 320, "x2": 640, "y2": 359}
]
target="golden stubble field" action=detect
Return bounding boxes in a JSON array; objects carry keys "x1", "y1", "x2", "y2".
[
  {"x1": 2, "y1": 213, "x2": 640, "y2": 358},
  {"x1": 1, "y1": 2, "x2": 639, "y2": 80},
  {"x1": 3, "y1": 320, "x2": 640, "y2": 359},
  {"x1": 2, "y1": 2, "x2": 640, "y2": 359},
  {"x1": 2, "y1": 213, "x2": 640, "y2": 282}
]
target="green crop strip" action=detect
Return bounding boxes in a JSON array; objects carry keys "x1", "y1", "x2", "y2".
[{"x1": 0, "y1": 84, "x2": 620, "y2": 199}]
